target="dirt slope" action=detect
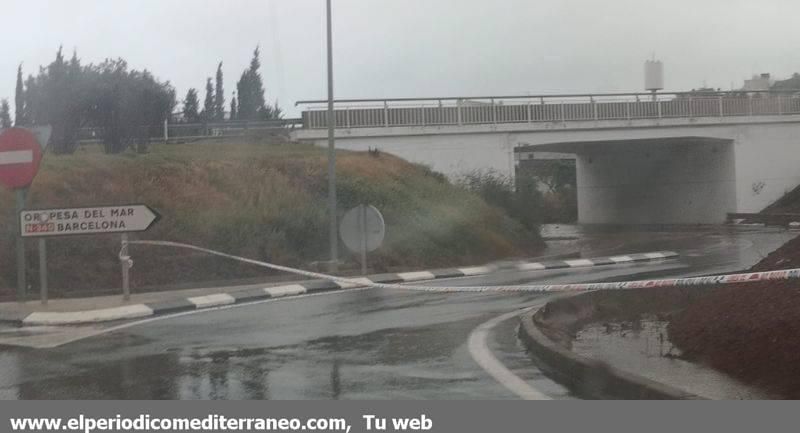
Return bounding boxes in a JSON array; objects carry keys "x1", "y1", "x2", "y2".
[{"x1": 669, "y1": 234, "x2": 800, "y2": 397}]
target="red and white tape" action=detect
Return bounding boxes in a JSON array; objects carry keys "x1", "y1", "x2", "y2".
[{"x1": 128, "y1": 240, "x2": 796, "y2": 293}]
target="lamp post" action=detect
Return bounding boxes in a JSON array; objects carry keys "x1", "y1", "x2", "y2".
[{"x1": 326, "y1": 0, "x2": 339, "y2": 272}]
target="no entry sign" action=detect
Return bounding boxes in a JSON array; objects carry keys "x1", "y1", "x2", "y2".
[{"x1": 0, "y1": 128, "x2": 43, "y2": 190}]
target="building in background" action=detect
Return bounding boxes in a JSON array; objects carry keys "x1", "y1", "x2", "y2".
[{"x1": 743, "y1": 73, "x2": 774, "y2": 92}]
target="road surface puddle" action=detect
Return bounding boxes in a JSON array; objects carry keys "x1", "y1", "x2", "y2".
[{"x1": 573, "y1": 318, "x2": 775, "y2": 399}]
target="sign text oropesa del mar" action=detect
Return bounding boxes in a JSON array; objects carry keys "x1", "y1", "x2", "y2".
[{"x1": 20, "y1": 205, "x2": 159, "y2": 237}]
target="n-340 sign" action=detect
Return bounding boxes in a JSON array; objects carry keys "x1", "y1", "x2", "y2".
[{"x1": 20, "y1": 205, "x2": 159, "y2": 237}]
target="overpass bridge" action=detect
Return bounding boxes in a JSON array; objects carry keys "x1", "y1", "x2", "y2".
[{"x1": 291, "y1": 91, "x2": 800, "y2": 224}]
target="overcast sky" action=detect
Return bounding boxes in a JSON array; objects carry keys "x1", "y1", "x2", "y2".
[{"x1": 3, "y1": 0, "x2": 799, "y2": 116}]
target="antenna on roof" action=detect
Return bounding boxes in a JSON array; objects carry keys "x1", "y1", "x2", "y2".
[{"x1": 644, "y1": 57, "x2": 664, "y2": 101}]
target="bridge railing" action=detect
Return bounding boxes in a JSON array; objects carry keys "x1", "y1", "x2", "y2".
[
  {"x1": 77, "y1": 118, "x2": 303, "y2": 143},
  {"x1": 296, "y1": 91, "x2": 800, "y2": 129}
]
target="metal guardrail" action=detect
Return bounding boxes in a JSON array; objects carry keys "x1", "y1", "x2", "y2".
[
  {"x1": 296, "y1": 91, "x2": 800, "y2": 130},
  {"x1": 78, "y1": 118, "x2": 303, "y2": 143}
]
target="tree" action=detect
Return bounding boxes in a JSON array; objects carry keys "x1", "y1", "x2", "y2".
[
  {"x1": 23, "y1": 47, "x2": 87, "y2": 154},
  {"x1": 14, "y1": 65, "x2": 24, "y2": 126},
  {"x1": 236, "y1": 46, "x2": 281, "y2": 121},
  {"x1": 202, "y1": 77, "x2": 214, "y2": 122},
  {"x1": 23, "y1": 74, "x2": 35, "y2": 123},
  {"x1": 183, "y1": 88, "x2": 200, "y2": 123},
  {"x1": 89, "y1": 59, "x2": 176, "y2": 154},
  {"x1": 214, "y1": 61, "x2": 225, "y2": 121},
  {"x1": 230, "y1": 92, "x2": 237, "y2": 121},
  {"x1": 21, "y1": 46, "x2": 175, "y2": 154},
  {"x1": 458, "y1": 169, "x2": 542, "y2": 231},
  {"x1": 771, "y1": 73, "x2": 800, "y2": 91},
  {"x1": 527, "y1": 160, "x2": 577, "y2": 193},
  {"x1": 265, "y1": 99, "x2": 282, "y2": 119},
  {"x1": 0, "y1": 99, "x2": 11, "y2": 128}
]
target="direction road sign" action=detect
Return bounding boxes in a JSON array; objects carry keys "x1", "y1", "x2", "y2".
[
  {"x1": 20, "y1": 204, "x2": 160, "y2": 237},
  {"x1": 0, "y1": 128, "x2": 43, "y2": 190}
]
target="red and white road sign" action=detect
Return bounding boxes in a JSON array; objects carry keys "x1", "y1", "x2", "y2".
[{"x1": 0, "y1": 128, "x2": 43, "y2": 190}]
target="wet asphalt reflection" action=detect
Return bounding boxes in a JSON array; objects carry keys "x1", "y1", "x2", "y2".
[{"x1": 0, "y1": 225, "x2": 794, "y2": 399}]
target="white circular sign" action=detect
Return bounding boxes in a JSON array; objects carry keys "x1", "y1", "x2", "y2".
[{"x1": 339, "y1": 204, "x2": 385, "y2": 253}]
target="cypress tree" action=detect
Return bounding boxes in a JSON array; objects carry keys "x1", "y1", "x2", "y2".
[
  {"x1": 0, "y1": 99, "x2": 11, "y2": 128},
  {"x1": 183, "y1": 88, "x2": 200, "y2": 123},
  {"x1": 214, "y1": 62, "x2": 225, "y2": 121},
  {"x1": 236, "y1": 46, "x2": 268, "y2": 121},
  {"x1": 14, "y1": 65, "x2": 24, "y2": 125},
  {"x1": 202, "y1": 77, "x2": 214, "y2": 122}
]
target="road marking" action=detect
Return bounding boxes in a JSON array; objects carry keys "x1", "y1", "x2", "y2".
[
  {"x1": 21, "y1": 268, "x2": 550, "y2": 349},
  {"x1": 27, "y1": 272, "x2": 508, "y2": 349},
  {"x1": 609, "y1": 255, "x2": 634, "y2": 263},
  {"x1": 335, "y1": 277, "x2": 373, "y2": 288},
  {"x1": 0, "y1": 149, "x2": 33, "y2": 165},
  {"x1": 517, "y1": 262, "x2": 546, "y2": 271},
  {"x1": 458, "y1": 266, "x2": 492, "y2": 276},
  {"x1": 14, "y1": 245, "x2": 685, "y2": 347},
  {"x1": 15, "y1": 287, "x2": 374, "y2": 349},
  {"x1": 397, "y1": 271, "x2": 436, "y2": 281},
  {"x1": 23, "y1": 304, "x2": 154, "y2": 326},
  {"x1": 264, "y1": 284, "x2": 307, "y2": 297},
  {"x1": 564, "y1": 258, "x2": 594, "y2": 267},
  {"x1": 187, "y1": 293, "x2": 236, "y2": 308},
  {"x1": 467, "y1": 306, "x2": 551, "y2": 400}
]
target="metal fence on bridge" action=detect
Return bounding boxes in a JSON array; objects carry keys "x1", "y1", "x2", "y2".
[
  {"x1": 296, "y1": 91, "x2": 800, "y2": 129},
  {"x1": 77, "y1": 118, "x2": 303, "y2": 144}
]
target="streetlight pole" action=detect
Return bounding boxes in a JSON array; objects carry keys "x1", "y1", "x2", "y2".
[{"x1": 326, "y1": 0, "x2": 339, "y2": 272}]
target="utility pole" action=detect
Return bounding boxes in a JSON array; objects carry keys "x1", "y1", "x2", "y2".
[{"x1": 326, "y1": 0, "x2": 339, "y2": 272}]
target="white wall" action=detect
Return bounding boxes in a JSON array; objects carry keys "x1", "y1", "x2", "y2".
[
  {"x1": 729, "y1": 123, "x2": 800, "y2": 213},
  {"x1": 312, "y1": 133, "x2": 515, "y2": 180},
  {"x1": 575, "y1": 141, "x2": 736, "y2": 224}
]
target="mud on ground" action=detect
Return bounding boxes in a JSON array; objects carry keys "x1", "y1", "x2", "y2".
[{"x1": 669, "y1": 234, "x2": 800, "y2": 398}]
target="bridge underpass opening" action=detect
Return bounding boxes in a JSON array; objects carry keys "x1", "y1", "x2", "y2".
[{"x1": 530, "y1": 137, "x2": 736, "y2": 225}]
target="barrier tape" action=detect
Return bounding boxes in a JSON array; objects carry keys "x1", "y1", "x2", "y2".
[{"x1": 127, "y1": 240, "x2": 798, "y2": 293}]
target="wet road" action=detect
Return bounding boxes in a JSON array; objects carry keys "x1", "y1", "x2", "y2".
[{"x1": 0, "y1": 225, "x2": 794, "y2": 399}]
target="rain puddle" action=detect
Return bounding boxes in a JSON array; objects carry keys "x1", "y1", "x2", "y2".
[{"x1": 573, "y1": 319, "x2": 775, "y2": 399}]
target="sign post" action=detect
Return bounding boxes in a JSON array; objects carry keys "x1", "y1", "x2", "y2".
[
  {"x1": 359, "y1": 205, "x2": 368, "y2": 275},
  {"x1": 0, "y1": 127, "x2": 46, "y2": 302},
  {"x1": 120, "y1": 234, "x2": 131, "y2": 301},
  {"x1": 19, "y1": 204, "x2": 159, "y2": 301},
  {"x1": 38, "y1": 238, "x2": 48, "y2": 305},
  {"x1": 14, "y1": 189, "x2": 27, "y2": 301},
  {"x1": 339, "y1": 204, "x2": 385, "y2": 275}
]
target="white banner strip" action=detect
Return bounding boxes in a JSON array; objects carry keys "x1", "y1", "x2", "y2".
[
  {"x1": 126, "y1": 240, "x2": 793, "y2": 294},
  {"x1": 0, "y1": 150, "x2": 33, "y2": 165}
]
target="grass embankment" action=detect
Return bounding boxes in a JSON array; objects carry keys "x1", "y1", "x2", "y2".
[{"x1": 0, "y1": 141, "x2": 542, "y2": 299}]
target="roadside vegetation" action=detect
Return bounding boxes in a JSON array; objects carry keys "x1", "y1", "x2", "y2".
[
  {"x1": 0, "y1": 141, "x2": 544, "y2": 299},
  {"x1": 458, "y1": 167, "x2": 577, "y2": 226}
]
